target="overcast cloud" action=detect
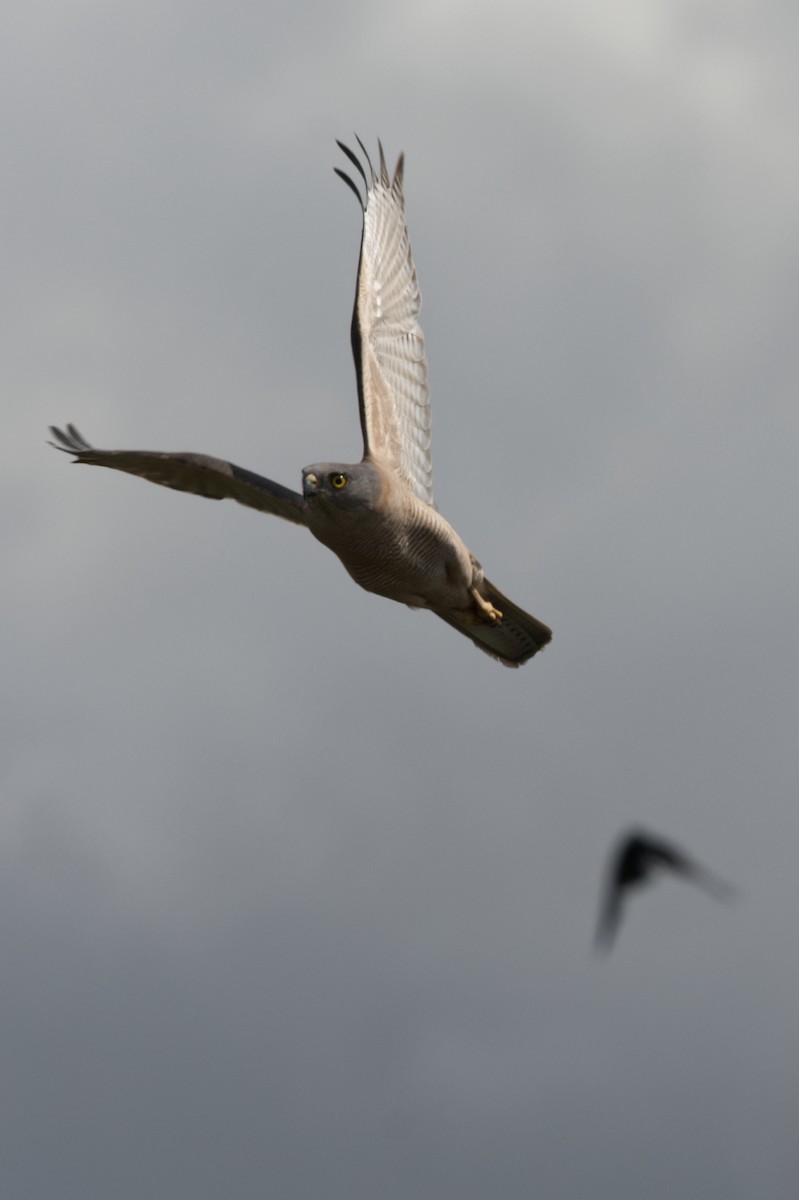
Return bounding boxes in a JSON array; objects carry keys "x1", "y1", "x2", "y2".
[{"x1": 3, "y1": 1, "x2": 799, "y2": 1196}]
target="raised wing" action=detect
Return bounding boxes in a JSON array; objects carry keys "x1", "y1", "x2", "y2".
[
  {"x1": 49, "y1": 424, "x2": 308, "y2": 525},
  {"x1": 336, "y1": 138, "x2": 433, "y2": 507}
]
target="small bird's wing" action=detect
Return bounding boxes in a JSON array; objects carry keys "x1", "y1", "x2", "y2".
[
  {"x1": 48, "y1": 424, "x2": 308, "y2": 525},
  {"x1": 648, "y1": 840, "x2": 738, "y2": 902},
  {"x1": 688, "y1": 866, "x2": 738, "y2": 902},
  {"x1": 595, "y1": 872, "x2": 625, "y2": 952},
  {"x1": 635, "y1": 835, "x2": 736, "y2": 899},
  {"x1": 336, "y1": 138, "x2": 433, "y2": 508},
  {"x1": 595, "y1": 833, "x2": 657, "y2": 953}
]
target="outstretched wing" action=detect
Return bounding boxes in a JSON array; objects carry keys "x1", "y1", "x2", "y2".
[
  {"x1": 335, "y1": 138, "x2": 433, "y2": 507},
  {"x1": 595, "y1": 875, "x2": 625, "y2": 952},
  {"x1": 595, "y1": 834, "x2": 649, "y2": 952},
  {"x1": 49, "y1": 424, "x2": 308, "y2": 526},
  {"x1": 641, "y1": 835, "x2": 737, "y2": 902}
]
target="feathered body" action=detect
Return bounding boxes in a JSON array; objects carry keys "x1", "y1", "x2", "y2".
[{"x1": 302, "y1": 461, "x2": 477, "y2": 609}]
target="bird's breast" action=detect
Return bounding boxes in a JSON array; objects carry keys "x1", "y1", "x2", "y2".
[{"x1": 306, "y1": 499, "x2": 476, "y2": 608}]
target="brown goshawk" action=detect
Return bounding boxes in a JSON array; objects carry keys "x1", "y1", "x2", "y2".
[{"x1": 50, "y1": 139, "x2": 552, "y2": 667}]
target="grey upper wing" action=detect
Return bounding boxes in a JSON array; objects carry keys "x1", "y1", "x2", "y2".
[
  {"x1": 49, "y1": 424, "x2": 308, "y2": 526},
  {"x1": 336, "y1": 139, "x2": 433, "y2": 507}
]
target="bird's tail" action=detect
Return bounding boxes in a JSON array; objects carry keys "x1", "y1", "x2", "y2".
[{"x1": 432, "y1": 578, "x2": 552, "y2": 668}]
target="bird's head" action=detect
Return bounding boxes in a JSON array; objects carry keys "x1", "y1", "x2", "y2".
[{"x1": 301, "y1": 462, "x2": 383, "y2": 514}]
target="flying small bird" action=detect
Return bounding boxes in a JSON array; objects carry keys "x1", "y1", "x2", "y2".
[
  {"x1": 49, "y1": 139, "x2": 551, "y2": 667},
  {"x1": 595, "y1": 829, "x2": 735, "y2": 951}
]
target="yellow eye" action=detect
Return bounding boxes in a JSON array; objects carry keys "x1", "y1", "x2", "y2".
[{"x1": 330, "y1": 473, "x2": 348, "y2": 490}]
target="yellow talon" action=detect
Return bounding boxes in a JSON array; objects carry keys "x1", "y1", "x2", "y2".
[{"x1": 471, "y1": 588, "x2": 503, "y2": 624}]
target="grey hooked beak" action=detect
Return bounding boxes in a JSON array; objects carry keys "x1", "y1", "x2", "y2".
[{"x1": 302, "y1": 472, "x2": 319, "y2": 497}]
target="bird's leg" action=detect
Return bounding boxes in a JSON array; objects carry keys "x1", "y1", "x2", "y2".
[{"x1": 470, "y1": 587, "x2": 503, "y2": 624}]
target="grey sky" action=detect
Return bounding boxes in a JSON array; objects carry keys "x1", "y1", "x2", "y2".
[{"x1": 4, "y1": 1, "x2": 799, "y2": 1196}]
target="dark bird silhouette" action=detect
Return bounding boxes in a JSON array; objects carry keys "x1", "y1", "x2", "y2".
[{"x1": 595, "y1": 829, "x2": 736, "y2": 951}]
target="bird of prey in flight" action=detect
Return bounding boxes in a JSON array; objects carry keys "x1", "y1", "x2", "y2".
[
  {"x1": 50, "y1": 139, "x2": 551, "y2": 667},
  {"x1": 595, "y1": 829, "x2": 735, "y2": 951}
]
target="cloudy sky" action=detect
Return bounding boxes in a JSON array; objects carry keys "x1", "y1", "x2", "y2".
[{"x1": 4, "y1": 1, "x2": 798, "y2": 1195}]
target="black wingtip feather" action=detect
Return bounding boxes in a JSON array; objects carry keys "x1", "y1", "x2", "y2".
[
  {"x1": 334, "y1": 166, "x2": 365, "y2": 209},
  {"x1": 336, "y1": 139, "x2": 368, "y2": 186},
  {"x1": 336, "y1": 136, "x2": 404, "y2": 203},
  {"x1": 377, "y1": 139, "x2": 390, "y2": 187},
  {"x1": 48, "y1": 423, "x2": 93, "y2": 454},
  {"x1": 354, "y1": 134, "x2": 376, "y2": 184}
]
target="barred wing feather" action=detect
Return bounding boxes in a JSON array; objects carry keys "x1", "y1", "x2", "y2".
[{"x1": 336, "y1": 140, "x2": 433, "y2": 508}]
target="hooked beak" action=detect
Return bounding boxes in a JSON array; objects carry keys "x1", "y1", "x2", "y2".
[{"x1": 302, "y1": 471, "x2": 319, "y2": 497}]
